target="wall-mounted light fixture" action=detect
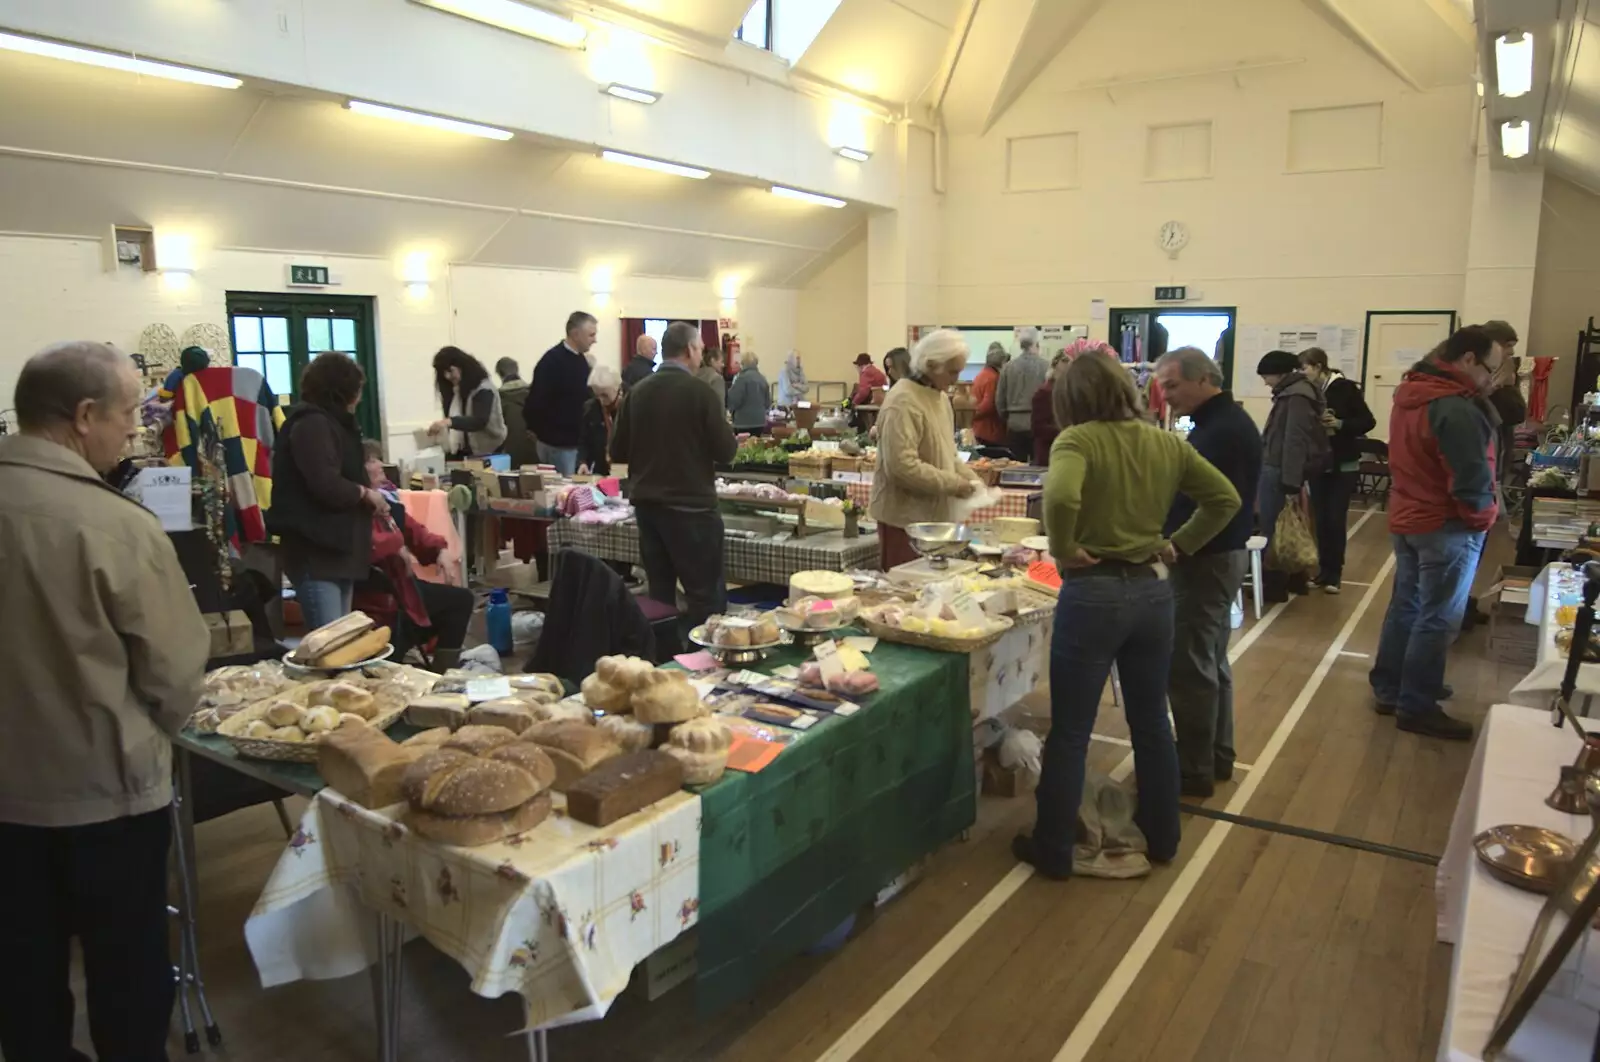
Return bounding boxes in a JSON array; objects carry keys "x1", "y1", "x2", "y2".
[
  {"x1": 0, "y1": 30, "x2": 241, "y2": 88},
  {"x1": 600, "y1": 150, "x2": 709, "y2": 179},
  {"x1": 402, "y1": 251, "x2": 433, "y2": 297},
  {"x1": 835, "y1": 145, "x2": 871, "y2": 162},
  {"x1": 717, "y1": 275, "x2": 743, "y2": 302},
  {"x1": 348, "y1": 100, "x2": 514, "y2": 140},
  {"x1": 155, "y1": 232, "x2": 196, "y2": 288},
  {"x1": 1501, "y1": 118, "x2": 1530, "y2": 159},
  {"x1": 771, "y1": 186, "x2": 846, "y2": 208},
  {"x1": 1495, "y1": 32, "x2": 1533, "y2": 99},
  {"x1": 603, "y1": 83, "x2": 660, "y2": 104},
  {"x1": 589, "y1": 265, "x2": 615, "y2": 308}
]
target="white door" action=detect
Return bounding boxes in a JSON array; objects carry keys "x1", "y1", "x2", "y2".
[{"x1": 1363, "y1": 312, "x2": 1456, "y2": 441}]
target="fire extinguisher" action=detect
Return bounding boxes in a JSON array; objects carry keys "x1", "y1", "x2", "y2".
[{"x1": 723, "y1": 333, "x2": 741, "y2": 377}]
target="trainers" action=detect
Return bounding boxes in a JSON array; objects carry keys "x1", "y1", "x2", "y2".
[
  {"x1": 1323, "y1": 583, "x2": 1341, "y2": 595},
  {"x1": 1397, "y1": 710, "x2": 1474, "y2": 741},
  {"x1": 1011, "y1": 833, "x2": 1072, "y2": 880},
  {"x1": 1181, "y1": 775, "x2": 1215, "y2": 799}
]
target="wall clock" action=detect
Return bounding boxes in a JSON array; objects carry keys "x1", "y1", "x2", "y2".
[{"x1": 1157, "y1": 220, "x2": 1189, "y2": 258}]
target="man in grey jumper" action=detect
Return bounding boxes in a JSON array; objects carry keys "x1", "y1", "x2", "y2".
[{"x1": 996, "y1": 327, "x2": 1047, "y2": 461}]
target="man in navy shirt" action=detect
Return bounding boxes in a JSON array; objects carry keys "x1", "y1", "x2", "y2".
[
  {"x1": 525, "y1": 311, "x2": 596, "y2": 476},
  {"x1": 1155, "y1": 347, "x2": 1262, "y2": 798}
]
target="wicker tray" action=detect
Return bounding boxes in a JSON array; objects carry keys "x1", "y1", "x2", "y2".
[
  {"x1": 788, "y1": 457, "x2": 831, "y2": 479},
  {"x1": 858, "y1": 613, "x2": 1013, "y2": 653},
  {"x1": 214, "y1": 666, "x2": 435, "y2": 762}
]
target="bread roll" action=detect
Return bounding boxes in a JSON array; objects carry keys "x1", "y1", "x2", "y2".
[
  {"x1": 317, "y1": 727, "x2": 424, "y2": 808},
  {"x1": 482, "y1": 742, "x2": 558, "y2": 793},
  {"x1": 310, "y1": 681, "x2": 377, "y2": 719},
  {"x1": 444, "y1": 724, "x2": 520, "y2": 756},
  {"x1": 267, "y1": 725, "x2": 306, "y2": 742},
  {"x1": 581, "y1": 674, "x2": 629, "y2": 713},
  {"x1": 566, "y1": 751, "x2": 685, "y2": 827},
  {"x1": 595, "y1": 655, "x2": 653, "y2": 692},
  {"x1": 337, "y1": 712, "x2": 369, "y2": 729},
  {"x1": 598, "y1": 713, "x2": 654, "y2": 753},
  {"x1": 243, "y1": 719, "x2": 274, "y2": 739},
  {"x1": 632, "y1": 671, "x2": 705, "y2": 724},
  {"x1": 523, "y1": 721, "x2": 622, "y2": 790},
  {"x1": 530, "y1": 700, "x2": 594, "y2": 725},
  {"x1": 407, "y1": 693, "x2": 469, "y2": 730},
  {"x1": 468, "y1": 699, "x2": 535, "y2": 734},
  {"x1": 315, "y1": 626, "x2": 390, "y2": 668},
  {"x1": 663, "y1": 717, "x2": 732, "y2": 785},
  {"x1": 407, "y1": 791, "x2": 552, "y2": 848},
  {"x1": 265, "y1": 700, "x2": 304, "y2": 727},
  {"x1": 300, "y1": 704, "x2": 341, "y2": 734}
]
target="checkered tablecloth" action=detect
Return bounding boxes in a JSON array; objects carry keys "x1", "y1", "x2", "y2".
[
  {"x1": 548, "y1": 519, "x2": 880, "y2": 581},
  {"x1": 840, "y1": 482, "x2": 1039, "y2": 525}
]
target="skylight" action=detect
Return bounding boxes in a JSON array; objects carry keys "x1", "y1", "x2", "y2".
[{"x1": 734, "y1": 0, "x2": 844, "y2": 64}]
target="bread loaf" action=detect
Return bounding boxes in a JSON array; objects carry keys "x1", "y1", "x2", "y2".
[
  {"x1": 566, "y1": 751, "x2": 685, "y2": 827},
  {"x1": 408, "y1": 791, "x2": 553, "y2": 847},
  {"x1": 530, "y1": 699, "x2": 594, "y2": 725},
  {"x1": 406, "y1": 694, "x2": 469, "y2": 730},
  {"x1": 597, "y1": 713, "x2": 654, "y2": 753},
  {"x1": 400, "y1": 748, "x2": 474, "y2": 804},
  {"x1": 401, "y1": 727, "x2": 452, "y2": 748},
  {"x1": 405, "y1": 753, "x2": 540, "y2": 816},
  {"x1": 631, "y1": 671, "x2": 705, "y2": 724},
  {"x1": 508, "y1": 673, "x2": 564, "y2": 700},
  {"x1": 444, "y1": 724, "x2": 520, "y2": 756},
  {"x1": 317, "y1": 727, "x2": 424, "y2": 808},
  {"x1": 580, "y1": 674, "x2": 629, "y2": 713},
  {"x1": 298, "y1": 612, "x2": 375, "y2": 661},
  {"x1": 595, "y1": 655, "x2": 653, "y2": 691},
  {"x1": 315, "y1": 626, "x2": 390, "y2": 668},
  {"x1": 663, "y1": 717, "x2": 732, "y2": 785},
  {"x1": 468, "y1": 699, "x2": 535, "y2": 734},
  {"x1": 523, "y1": 721, "x2": 622, "y2": 790},
  {"x1": 482, "y1": 742, "x2": 558, "y2": 792}
]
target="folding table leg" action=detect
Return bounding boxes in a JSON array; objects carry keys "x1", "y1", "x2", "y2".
[{"x1": 525, "y1": 1028, "x2": 550, "y2": 1062}]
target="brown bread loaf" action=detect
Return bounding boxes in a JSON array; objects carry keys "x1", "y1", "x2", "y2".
[
  {"x1": 408, "y1": 791, "x2": 553, "y2": 847},
  {"x1": 316, "y1": 727, "x2": 424, "y2": 808},
  {"x1": 523, "y1": 721, "x2": 623, "y2": 790},
  {"x1": 565, "y1": 750, "x2": 684, "y2": 827},
  {"x1": 482, "y1": 742, "x2": 558, "y2": 792},
  {"x1": 444, "y1": 724, "x2": 520, "y2": 755}
]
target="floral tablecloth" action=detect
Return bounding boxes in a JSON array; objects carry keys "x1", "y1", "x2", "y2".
[
  {"x1": 969, "y1": 606, "x2": 1052, "y2": 721},
  {"x1": 244, "y1": 787, "x2": 701, "y2": 1028}
]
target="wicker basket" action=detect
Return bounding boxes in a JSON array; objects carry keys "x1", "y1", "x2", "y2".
[
  {"x1": 789, "y1": 456, "x2": 831, "y2": 480},
  {"x1": 858, "y1": 614, "x2": 1013, "y2": 653},
  {"x1": 831, "y1": 455, "x2": 862, "y2": 473},
  {"x1": 213, "y1": 666, "x2": 432, "y2": 762}
]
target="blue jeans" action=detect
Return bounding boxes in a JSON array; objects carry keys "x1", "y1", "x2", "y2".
[
  {"x1": 292, "y1": 577, "x2": 353, "y2": 632},
  {"x1": 537, "y1": 442, "x2": 579, "y2": 477},
  {"x1": 1034, "y1": 570, "x2": 1181, "y2": 874},
  {"x1": 1369, "y1": 528, "x2": 1485, "y2": 718}
]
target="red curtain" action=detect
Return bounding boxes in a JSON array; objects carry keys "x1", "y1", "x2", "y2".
[
  {"x1": 1529, "y1": 355, "x2": 1554, "y2": 422},
  {"x1": 621, "y1": 318, "x2": 646, "y2": 371},
  {"x1": 699, "y1": 320, "x2": 719, "y2": 362}
]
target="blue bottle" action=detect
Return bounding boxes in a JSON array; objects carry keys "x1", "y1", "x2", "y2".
[{"x1": 487, "y1": 588, "x2": 513, "y2": 657}]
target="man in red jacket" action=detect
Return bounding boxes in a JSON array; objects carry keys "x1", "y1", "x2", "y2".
[{"x1": 1369, "y1": 325, "x2": 1503, "y2": 740}]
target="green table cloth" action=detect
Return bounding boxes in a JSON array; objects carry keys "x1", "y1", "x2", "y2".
[{"x1": 694, "y1": 639, "x2": 976, "y2": 1013}]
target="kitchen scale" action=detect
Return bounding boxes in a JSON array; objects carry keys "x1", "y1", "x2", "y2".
[{"x1": 887, "y1": 522, "x2": 980, "y2": 586}]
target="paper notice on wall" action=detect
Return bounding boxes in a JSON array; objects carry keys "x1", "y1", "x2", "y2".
[
  {"x1": 1090, "y1": 299, "x2": 1108, "y2": 321},
  {"x1": 1391, "y1": 347, "x2": 1423, "y2": 367},
  {"x1": 1234, "y1": 322, "x2": 1364, "y2": 396},
  {"x1": 130, "y1": 465, "x2": 193, "y2": 531}
]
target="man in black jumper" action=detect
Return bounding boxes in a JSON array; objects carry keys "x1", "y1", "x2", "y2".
[
  {"x1": 610, "y1": 320, "x2": 737, "y2": 633},
  {"x1": 1155, "y1": 347, "x2": 1263, "y2": 798},
  {"x1": 1298, "y1": 346, "x2": 1376, "y2": 593},
  {"x1": 525, "y1": 310, "x2": 596, "y2": 476}
]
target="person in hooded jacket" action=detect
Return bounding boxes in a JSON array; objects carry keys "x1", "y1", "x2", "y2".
[
  {"x1": 1255, "y1": 349, "x2": 1326, "y2": 545},
  {"x1": 1298, "y1": 346, "x2": 1376, "y2": 593},
  {"x1": 1369, "y1": 325, "x2": 1502, "y2": 741}
]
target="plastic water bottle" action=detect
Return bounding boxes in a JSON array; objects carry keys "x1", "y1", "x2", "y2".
[
  {"x1": 1230, "y1": 594, "x2": 1244, "y2": 630},
  {"x1": 487, "y1": 588, "x2": 513, "y2": 657}
]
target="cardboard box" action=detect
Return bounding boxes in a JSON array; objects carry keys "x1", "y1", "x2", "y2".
[
  {"x1": 981, "y1": 745, "x2": 1035, "y2": 798},
  {"x1": 203, "y1": 610, "x2": 252, "y2": 658}
]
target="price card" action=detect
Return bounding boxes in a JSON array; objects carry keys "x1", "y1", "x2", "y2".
[
  {"x1": 813, "y1": 639, "x2": 847, "y2": 684},
  {"x1": 464, "y1": 676, "x2": 512, "y2": 703},
  {"x1": 957, "y1": 451, "x2": 972, "y2": 463},
  {"x1": 814, "y1": 440, "x2": 841, "y2": 453},
  {"x1": 948, "y1": 592, "x2": 988, "y2": 629},
  {"x1": 832, "y1": 471, "x2": 862, "y2": 483},
  {"x1": 727, "y1": 669, "x2": 769, "y2": 687},
  {"x1": 131, "y1": 465, "x2": 193, "y2": 531}
]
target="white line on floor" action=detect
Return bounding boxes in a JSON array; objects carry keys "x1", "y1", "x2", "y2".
[
  {"x1": 1339, "y1": 650, "x2": 1371, "y2": 658},
  {"x1": 808, "y1": 508, "x2": 1388, "y2": 1062},
  {"x1": 1050, "y1": 549, "x2": 1397, "y2": 1062},
  {"x1": 1342, "y1": 581, "x2": 1373, "y2": 587}
]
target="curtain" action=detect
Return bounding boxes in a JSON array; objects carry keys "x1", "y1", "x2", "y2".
[
  {"x1": 621, "y1": 318, "x2": 646, "y2": 371},
  {"x1": 1529, "y1": 355, "x2": 1554, "y2": 422},
  {"x1": 699, "y1": 320, "x2": 720, "y2": 363}
]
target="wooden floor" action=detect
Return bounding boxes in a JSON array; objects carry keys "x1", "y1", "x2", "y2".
[{"x1": 118, "y1": 505, "x2": 1522, "y2": 1062}]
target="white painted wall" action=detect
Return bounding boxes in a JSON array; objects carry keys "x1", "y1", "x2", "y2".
[
  {"x1": 1530, "y1": 174, "x2": 1600, "y2": 415},
  {"x1": 796, "y1": 236, "x2": 870, "y2": 386},
  {"x1": 0, "y1": 235, "x2": 797, "y2": 454}
]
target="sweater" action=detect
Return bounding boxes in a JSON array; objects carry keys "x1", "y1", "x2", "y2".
[
  {"x1": 1318, "y1": 371, "x2": 1376, "y2": 470},
  {"x1": 696, "y1": 365, "x2": 728, "y2": 405},
  {"x1": 1030, "y1": 384, "x2": 1057, "y2": 465},
  {"x1": 525, "y1": 342, "x2": 591, "y2": 449},
  {"x1": 727, "y1": 366, "x2": 772, "y2": 431},
  {"x1": 1387, "y1": 358, "x2": 1498, "y2": 535},
  {"x1": 162, "y1": 365, "x2": 284, "y2": 545},
  {"x1": 1164, "y1": 391, "x2": 1262, "y2": 554},
  {"x1": 868, "y1": 376, "x2": 982, "y2": 529},
  {"x1": 1260, "y1": 371, "x2": 1326, "y2": 489},
  {"x1": 971, "y1": 365, "x2": 1004, "y2": 444},
  {"x1": 498, "y1": 381, "x2": 538, "y2": 467},
  {"x1": 996, "y1": 351, "x2": 1048, "y2": 433},
  {"x1": 622, "y1": 355, "x2": 656, "y2": 391},
  {"x1": 1045, "y1": 419, "x2": 1240, "y2": 563},
  {"x1": 267, "y1": 403, "x2": 373, "y2": 581},
  {"x1": 610, "y1": 361, "x2": 737, "y2": 509}
]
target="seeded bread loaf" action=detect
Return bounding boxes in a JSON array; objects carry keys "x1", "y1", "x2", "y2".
[{"x1": 408, "y1": 791, "x2": 553, "y2": 847}]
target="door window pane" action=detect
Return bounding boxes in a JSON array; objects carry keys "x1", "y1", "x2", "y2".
[
  {"x1": 331, "y1": 318, "x2": 356, "y2": 352},
  {"x1": 236, "y1": 353, "x2": 265, "y2": 378},
  {"x1": 306, "y1": 318, "x2": 331, "y2": 353},
  {"x1": 265, "y1": 353, "x2": 294, "y2": 398},
  {"x1": 262, "y1": 316, "x2": 290, "y2": 353},
  {"x1": 233, "y1": 316, "x2": 262, "y2": 353}
]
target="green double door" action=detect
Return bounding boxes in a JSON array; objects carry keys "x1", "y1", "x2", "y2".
[{"x1": 225, "y1": 292, "x2": 382, "y2": 440}]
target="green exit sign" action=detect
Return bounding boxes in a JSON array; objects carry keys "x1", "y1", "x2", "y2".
[
  {"x1": 1154, "y1": 285, "x2": 1187, "y2": 302},
  {"x1": 286, "y1": 264, "x2": 331, "y2": 286}
]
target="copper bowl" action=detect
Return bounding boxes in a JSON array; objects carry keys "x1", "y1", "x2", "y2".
[{"x1": 1473, "y1": 825, "x2": 1579, "y2": 894}]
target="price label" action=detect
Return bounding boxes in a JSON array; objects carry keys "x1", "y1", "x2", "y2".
[
  {"x1": 833, "y1": 471, "x2": 862, "y2": 483},
  {"x1": 948, "y1": 592, "x2": 988, "y2": 629},
  {"x1": 813, "y1": 639, "x2": 847, "y2": 684}
]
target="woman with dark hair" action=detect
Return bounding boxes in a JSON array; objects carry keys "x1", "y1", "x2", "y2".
[
  {"x1": 427, "y1": 346, "x2": 507, "y2": 458},
  {"x1": 267, "y1": 352, "x2": 386, "y2": 630},
  {"x1": 1014, "y1": 353, "x2": 1239, "y2": 881}
]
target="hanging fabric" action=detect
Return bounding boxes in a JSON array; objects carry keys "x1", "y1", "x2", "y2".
[
  {"x1": 1529, "y1": 355, "x2": 1554, "y2": 422},
  {"x1": 162, "y1": 365, "x2": 285, "y2": 545}
]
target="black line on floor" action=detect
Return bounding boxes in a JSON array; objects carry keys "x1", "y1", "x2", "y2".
[{"x1": 1178, "y1": 803, "x2": 1441, "y2": 865}]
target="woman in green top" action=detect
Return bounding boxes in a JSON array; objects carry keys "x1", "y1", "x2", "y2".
[{"x1": 1015, "y1": 352, "x2": 1240, "y2": 879}]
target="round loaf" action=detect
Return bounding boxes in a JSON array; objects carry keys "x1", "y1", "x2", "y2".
[
  {"x1": 401, "y1": 727, "x2": 452, "y2": 748},
  {"x1": 301, "y1": 705, "x2": 341, "y2": 734},
  {"x1": 632, "y1": 672, "x2": 706, "y2": 724},
  {"x1": 581, "y1": 674, "x2": 629, "y2": 713},
  {"x1": 310, "y1": 681, "x2": 377, "y2": 719},
  {"x1": 662, "y1": 744, "x2": 728, "y2": 786},
  {"x1": 523, "y1": 721, "x2": 622, "y2": 790},
  {"x1": 667, "y1": 716, "x2": 732, "y2": 754},
  {"x1": 413, "y1": 755, "x2": 540, "y2": 816},
  {"x1": 444, "y1": 724, "x2": 520, "y2": 756},
  {"x1": 595, "y1": 655, "x2": 653, "y2": 692},
  {"x1": 400, "y1": 747, "x2": 474, "y2": 804},
  {"x1": 482, "y1": 742, "x2": 558, "y2": 793},
  {"x1": 531, "y1": 699, "x2": 594, "y2": 725},
  {"x1": 407, "y1": 791, "x2": 553, "y2": 848},
  {"x1": 598, "y1": 713, "x2": 654, "y2": 753}
]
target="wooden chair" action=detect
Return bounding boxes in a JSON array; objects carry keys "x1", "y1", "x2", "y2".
[{"x1": 1356, "y1": 439, "x2": 1391, "y2": 507}]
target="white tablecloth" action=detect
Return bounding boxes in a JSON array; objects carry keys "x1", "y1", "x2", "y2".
[
  {"x1": 1436, "y1": 703, "x2": 1600, "y2": 1060},
  {"x1": 245, "y1": 787, "x2": 701, "y2": 1029},
  {"x1": 1510, "y1": 565, "x2": 1600, "y2": 708},
  {"x1": 969, "y1": 604, "x2": 1051, "y2": 723}
]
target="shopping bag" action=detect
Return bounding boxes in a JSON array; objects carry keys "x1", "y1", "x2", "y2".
[{"x1": 1266, "y1": 495, "x2": 1318, "y2": 576}]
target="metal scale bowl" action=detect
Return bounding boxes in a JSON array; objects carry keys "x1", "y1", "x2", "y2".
[{"x1": 906, "y1": 522, "x2": 973, "y2": 569}]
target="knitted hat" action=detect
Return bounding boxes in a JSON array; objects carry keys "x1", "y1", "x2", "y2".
[{"x1": 1256, "y1": 350, "x2": 1299, "y2": 376}]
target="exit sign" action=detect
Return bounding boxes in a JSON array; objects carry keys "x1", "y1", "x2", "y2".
[
  {"x1": 286, "y1": 264, "x2": 331, "y2": 287},
  {"x1": 1154, "y1": 285, "x2": 1187, "y2": 302}
]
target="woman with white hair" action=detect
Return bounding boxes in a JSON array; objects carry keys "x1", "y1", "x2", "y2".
[
  {"x1": 577, "y1": 363, "x2": 623, "y2": 476},
  {"x1": 778, "y1": 350, "x2": 808, "y2": 406},
  {"x1": 868, "y1": 329, "x2": 983, "y2": 568}
]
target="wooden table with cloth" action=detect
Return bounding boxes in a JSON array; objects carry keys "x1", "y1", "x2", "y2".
[{"x1": 693, "y1": 637, "x2": 976, "y2": 1013}]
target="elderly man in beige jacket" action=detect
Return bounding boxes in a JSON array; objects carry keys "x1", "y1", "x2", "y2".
[{"x1": 0, "y1": 341, "x2": 209, "y2": 1062}]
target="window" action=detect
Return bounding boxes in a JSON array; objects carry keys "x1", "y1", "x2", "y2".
[
  {"x1": 644, "y1": 319, "x2": 669, "y2": 365},
  {"x1": 736, "y1": 0, "x2": 772, "y2": 51}
]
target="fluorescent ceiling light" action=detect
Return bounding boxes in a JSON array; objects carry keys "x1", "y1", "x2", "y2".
[
  {"x1": 603, "y1": 83, "x2": 660, "y2": 104},
  {"x1": 415, "y1": 0, "x2": 586, "y2": 47},
  {"x1": 600, "y1": 150, "x2": 709, "y2": 179},
  {"x1": 835, "y1": 145, "x2": 871, "y2": 163},
  {"x1": 0, "y1": 30, "x2": 241, "y2": 88},
  {"x1": 346, "y1": 100, "x2": 513, "y2": 140},
  {"x1": 1501, "y1": 119, "x2": 1530, "y2": 159},
  {"x1": 771, "y1": 185, "x2": 846, "y2": 208},
  {"x1": 1495, "y1": 32, "x2": 1533, "y2": 98}
]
